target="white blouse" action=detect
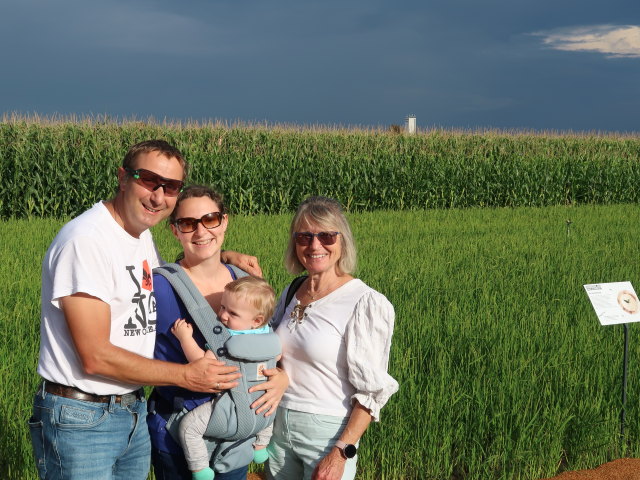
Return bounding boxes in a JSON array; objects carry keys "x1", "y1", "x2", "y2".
[{"x1": 273, "y1": 279, "x2": 399, "y2": 421}]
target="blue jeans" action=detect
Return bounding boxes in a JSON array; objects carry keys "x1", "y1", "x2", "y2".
[
  {"x1": 151, "y1": 448, "x2": 248, "y2": 480},
  {"x1": 28, "y1": 385, "x2": 150, "y2": 480}
]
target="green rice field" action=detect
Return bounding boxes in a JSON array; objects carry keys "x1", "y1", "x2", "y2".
[{"x1": 3, "y1": 204, "x2": 640, "y2": 479}]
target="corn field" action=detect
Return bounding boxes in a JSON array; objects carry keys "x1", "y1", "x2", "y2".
[{"x1": 1, "y1": 117, "x2": 640, "y2": 219}]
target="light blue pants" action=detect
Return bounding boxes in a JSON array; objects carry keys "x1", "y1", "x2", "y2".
[
  {"x1": 29, "y1": 384, "x2": 150, "y2": 480},
  {"x1": 266, "y1": 407, "x2": 357, "y2": 480}
]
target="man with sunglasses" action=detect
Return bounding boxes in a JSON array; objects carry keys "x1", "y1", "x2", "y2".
[{"x1": 30, "y1": 140, "x2": 260, "y2": 480}]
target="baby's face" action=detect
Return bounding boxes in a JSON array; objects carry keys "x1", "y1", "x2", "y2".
[{"x1": 219, "y1": 290, "x2": 262, "y2": 331}]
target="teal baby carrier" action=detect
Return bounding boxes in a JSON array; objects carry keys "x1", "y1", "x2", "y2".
[{"x1": 154, "y1": 263, "x2": 281, "y2": 473}]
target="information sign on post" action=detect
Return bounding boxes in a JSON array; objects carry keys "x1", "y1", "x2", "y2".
[
  {"x1": 584, "y1": 281, "x2": 640, "y2": 444},
  {"x1": 584, "y1": 281, "x2": 640, "y2": 325}
]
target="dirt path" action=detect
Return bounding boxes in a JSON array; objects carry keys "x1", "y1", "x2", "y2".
[
  {"x1": 541, "y1": 458, "x2": 640, "y2": 480},
  {"x1": 248, "y1": 458, "x2": 640, "y2": 479}
]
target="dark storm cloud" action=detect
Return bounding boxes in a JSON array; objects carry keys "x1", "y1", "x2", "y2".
[{"x1": 2, "y1": 0, "x2": 640, "y2": 132}]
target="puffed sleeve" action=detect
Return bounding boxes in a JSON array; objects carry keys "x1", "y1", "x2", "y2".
[{"x1": 345, "y1": 289, "x2": 399, "y2": 421}]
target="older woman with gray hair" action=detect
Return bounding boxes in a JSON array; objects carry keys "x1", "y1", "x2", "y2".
[{"x1": 267, "y1": 196, "x2": 399, "y2": 480}]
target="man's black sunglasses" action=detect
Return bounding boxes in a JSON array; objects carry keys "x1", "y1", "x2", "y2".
[{"x1": 125, "y1": 167, "x2": 184, "y2": 197}]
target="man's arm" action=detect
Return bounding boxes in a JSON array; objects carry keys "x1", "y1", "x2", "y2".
[
  {"x1": 220, "y1": 250, "x2": 263, "y2": 277},
  {"x1": 61, "y1": 293, "x2": 240, "y2": 392}
]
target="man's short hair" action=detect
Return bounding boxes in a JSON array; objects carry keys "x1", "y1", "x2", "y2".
[
  {"x1": 224, "y1": 276, "x2": 276, "y2": 326},
  {"x1": 122, "y1": 140, "x2": 188, "y2": 177}
]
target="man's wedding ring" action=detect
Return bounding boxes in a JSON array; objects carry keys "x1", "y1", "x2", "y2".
[{"x1": 216, "y1": 382, "x2": 220, "y2": 389}]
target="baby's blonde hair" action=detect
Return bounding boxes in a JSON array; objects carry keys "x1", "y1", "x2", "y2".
[{"x1": 224, "y1": 276, "x2": 276, "y2": 326}]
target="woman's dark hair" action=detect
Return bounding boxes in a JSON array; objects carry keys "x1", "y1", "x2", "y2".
[{"x1": 169, "y1": 185, "x2": 226, "y2": 225}]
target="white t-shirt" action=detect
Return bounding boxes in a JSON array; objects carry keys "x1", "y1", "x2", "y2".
[
  {"x1": 37, "y1": 202, "x2": 162, "y2": 395},
  {"x1": 276, "y1": 279, "x2": 398, "y2": 421}
]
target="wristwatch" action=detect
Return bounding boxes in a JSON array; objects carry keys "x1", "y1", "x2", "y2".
[{"x1": 334, "y1": 440, "x2": 357, "y2": 459}]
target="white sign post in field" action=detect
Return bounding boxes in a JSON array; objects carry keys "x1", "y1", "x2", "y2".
[
  {"x1": 584, "y1": 281, "x2": 640, "y2": 326},
  {"x1": 584, "y1": 281, "x2": 640, "y2": 442}
]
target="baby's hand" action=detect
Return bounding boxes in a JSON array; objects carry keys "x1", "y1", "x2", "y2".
[{"x1": 171, "y1": 318, "x2": 193, "y2": 341}]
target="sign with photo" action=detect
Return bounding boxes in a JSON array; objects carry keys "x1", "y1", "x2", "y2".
[{"x1": 584, "y1": 281, "x2": 640, "y2": 326}]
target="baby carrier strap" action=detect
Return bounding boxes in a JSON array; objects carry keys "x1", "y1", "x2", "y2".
[
  {"x1": 154, "y1": 262, "x2": 238, "y2": 350},
  {"x1": 271, "y1": 275, "x2": 307, "y2": 331},
  {"x1": 155, "y1": 262, "x2": 264, "y2": 441},
  {"x1": 286, "y1": 275, "x2": 308, "y2": 307}
]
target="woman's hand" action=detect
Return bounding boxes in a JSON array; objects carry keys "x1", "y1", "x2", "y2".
[
  {"x1": 248, "y1": 367, "x2": 289, "y2": 416},
  {"x1": 312, "y1": 448, "x2": 346, "y2": 480},
  {"x1": 313, "y1": 403, "x2": 372, "y2": 479}
]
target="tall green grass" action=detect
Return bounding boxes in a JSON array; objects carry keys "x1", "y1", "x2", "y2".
[
  {"x1": 2, "y1": 117, "x2": 640, "y2": 219},
  {"x1": 4, "y1": 205, "x2": 640, "y2": 479}
]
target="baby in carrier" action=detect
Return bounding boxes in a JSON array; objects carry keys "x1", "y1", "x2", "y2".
[{"x1": 172, "y1": 276, "x2": 281, "y2": 480}]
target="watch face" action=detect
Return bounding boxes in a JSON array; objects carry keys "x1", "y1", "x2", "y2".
[{"x1": 344, "y1": 444, "x2": 357, "y2": 458}]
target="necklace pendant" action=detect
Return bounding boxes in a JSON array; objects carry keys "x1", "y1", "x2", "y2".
[{"x1": 288, "y1": 303, "x2": 309, "y2": 332}]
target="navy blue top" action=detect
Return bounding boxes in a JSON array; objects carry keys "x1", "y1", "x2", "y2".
[{"x1": 147, "y1": 264, "x2": 238, "y2": 453}]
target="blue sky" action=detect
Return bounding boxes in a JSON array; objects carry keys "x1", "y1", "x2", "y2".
[{"x1": 2, "y1": 0, "x2": 640, "y2": 133}]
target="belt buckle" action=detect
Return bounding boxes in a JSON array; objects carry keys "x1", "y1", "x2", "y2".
[{"x1": 120, "y1": 391, "x2": 137, "y2": 407}]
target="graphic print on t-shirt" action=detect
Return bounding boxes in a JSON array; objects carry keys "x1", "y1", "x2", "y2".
[
  {"x1": 142, "y1": 259, "x2": 152, "y2": 291},
  {"x1": 123, "y1": 261, "x2": 157, "y2": 336}
]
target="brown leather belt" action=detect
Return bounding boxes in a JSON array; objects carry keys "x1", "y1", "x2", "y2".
[{"x1": 43, "y1": 381, "x2": 144, "y2": 405}]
